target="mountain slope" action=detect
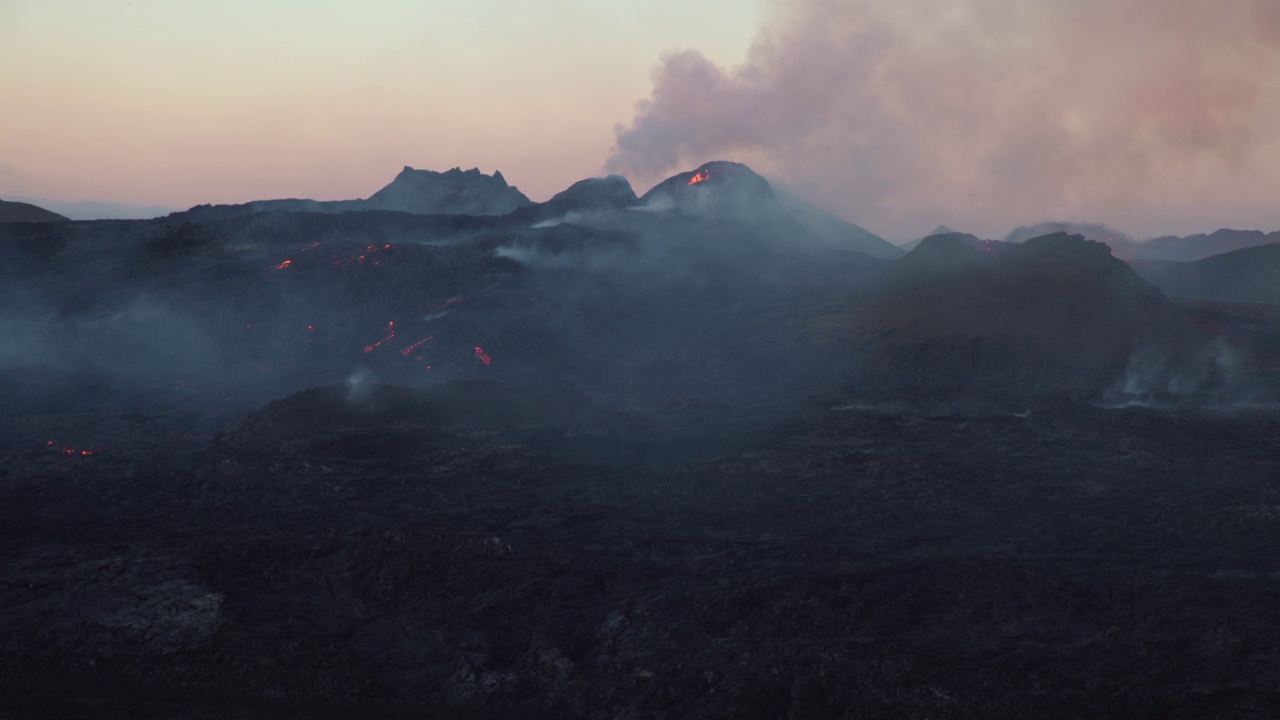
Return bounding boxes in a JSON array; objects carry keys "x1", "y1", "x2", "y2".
[
  {"x1": 772, "y1": 187, "x2": 904, "y2": 259},
  {"x1": 814, "y1": 233, "x2": 1211, "y2": 394},
  {"x1": 1132, "y1": 242, "x2": 1280, "y2": 305},
  {"x1": 1137, "y1": 229, "x2": 1280, "y2": 262},
  {"x1": 0, "y1": 199, "x2": 68, "y2": 222}
]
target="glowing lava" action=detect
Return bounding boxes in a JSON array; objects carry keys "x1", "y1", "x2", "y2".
[
  {"x1": 686, "y1": 163, "x2": 748, "y2": 186},
  {"x1": 363, "y1": 321, "x2": 396, "y2": 353},
  {"x1": 400, "y1": 336, "x2": 433, "y2": 357},
  {"x1": 333, "y1": 243, "x2": 394, "y2": 267},
  {"x1": 47, "y1": 440, "x2": 95, "y2": 456},
  {"x1": 474, "y1": 346, "x2": 492, "y2": 365},
  {"x1": 272, "y1": 259, "x2": 293, "y2": 271}
]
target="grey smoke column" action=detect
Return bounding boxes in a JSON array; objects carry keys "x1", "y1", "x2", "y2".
[{"x1": 608, "y1": 0, "x2": 1280, "y2": 239}]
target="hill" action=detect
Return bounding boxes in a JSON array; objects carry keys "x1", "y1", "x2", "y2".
[
  {"x1": 815, "y1": 233, "x2": 1211, "y2": 394},
  {"x1": 1004, "y1": 222, "x2": 1280, "y2": 262},
  {"x1": 0, "y1": 198, "x2": 68, "y2": 222},
  {"x1": 1132, "y1": 242, "x2": 1280, "y2": 305}
]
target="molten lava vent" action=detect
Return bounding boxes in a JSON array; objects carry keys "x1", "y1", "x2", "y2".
[
  {"x1": 685, "y1": 161, "x2": 753, "y2": 186},
  {"x1": 637, "y1": 160, "x2": 774, "y2": 211}
]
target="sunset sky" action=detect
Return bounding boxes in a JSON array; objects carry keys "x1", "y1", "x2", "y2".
[
  {"x1": 4, "y1": 0, "x2": 1280, "y2": 240},
  {"x1": 0, "y1": 1, "x2": 756, "y2": 212}
]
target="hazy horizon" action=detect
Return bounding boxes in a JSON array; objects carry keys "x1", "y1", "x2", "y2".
[{"x1": 5, "y1": 0, "x2": 1280, "y2": 240}]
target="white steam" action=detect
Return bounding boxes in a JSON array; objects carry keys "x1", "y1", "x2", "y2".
[
  {"x1": 345, "y1": 367, "x2": 377, "y2": 406},
  {"x1": 1110, "y1": 338, "x2": 1249, "y2": 406}
]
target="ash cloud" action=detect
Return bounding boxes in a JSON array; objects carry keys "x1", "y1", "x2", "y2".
[{"x1": 608, "y1": 0, "x2": 1280, "y2": 239}]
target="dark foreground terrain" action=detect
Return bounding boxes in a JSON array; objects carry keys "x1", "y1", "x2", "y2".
[
  {"x1": 3, "y1": 166, "x2": 1280, "y2": 717},
  {"x1": 2, "y1": 379, "x2": 1280, "y2": 719}
]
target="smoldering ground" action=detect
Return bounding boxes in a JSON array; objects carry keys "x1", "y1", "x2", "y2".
[{"x1": 0, "y1": 189, "x2": 874, "y2": 418}]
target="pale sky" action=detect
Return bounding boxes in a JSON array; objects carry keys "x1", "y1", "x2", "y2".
[
  {"x1": 0, "y1": 0, "x2": 758, "y2": 208},
  {"x1": 6, "y1": 1, "x2": 1280, "y2": 240}
]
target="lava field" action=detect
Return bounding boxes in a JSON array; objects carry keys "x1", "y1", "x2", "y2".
[{"x1": 2, "y1": 165, "x2": 1280, "y2": 718}]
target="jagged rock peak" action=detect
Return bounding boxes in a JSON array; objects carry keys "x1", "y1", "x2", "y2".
[{"x1": 368, "y1": 166, "x2": 531, "y2": 216}]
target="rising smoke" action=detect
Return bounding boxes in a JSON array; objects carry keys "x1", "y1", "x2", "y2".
[{"x1": 608, "y1": 0, "x2": 1280, "y2": 239}]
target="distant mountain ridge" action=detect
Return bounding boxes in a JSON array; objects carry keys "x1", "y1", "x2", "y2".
[
  {"x1": 180, "y1": 166, "x2": 531, "y2": 221},
  {"x1": 1137, "y1": 229, "x2": 1280, "y2": 262},
  {"x1": 1132, "y1": 242, "x2": 1280, "y2": 306},
  {"x1": 1003, "y1": 221, "x2": 1280, "y2": 262}
]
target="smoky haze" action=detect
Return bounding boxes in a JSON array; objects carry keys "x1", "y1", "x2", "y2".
[{"x1": 607, "y1": 0, "x2": 1280, "y2": 240}]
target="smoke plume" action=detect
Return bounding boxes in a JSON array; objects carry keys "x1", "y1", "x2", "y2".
[{"x1": 608, "y1": 0, "x2": 1280, "y2": 238}]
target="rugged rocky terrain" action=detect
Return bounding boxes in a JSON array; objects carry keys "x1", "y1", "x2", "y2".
[{"x1": 2, "y1": 163, "x2": 1279, "y2": 717}]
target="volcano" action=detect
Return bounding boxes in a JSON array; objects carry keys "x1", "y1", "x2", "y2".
[
  {"x1": 637, "y1": 161, "x2": 904, "y2": 259},
  {"x1": 639, "y1": 160, "x2": 773, "y2": 205}
]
